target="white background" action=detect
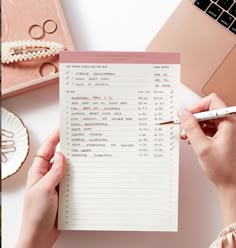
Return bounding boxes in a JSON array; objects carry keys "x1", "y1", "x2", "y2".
[{"x1": 2, "y1": 1, "x2": 222, "y2": 247}]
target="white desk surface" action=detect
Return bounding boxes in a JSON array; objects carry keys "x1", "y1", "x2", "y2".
[{"x1": 2, "y1": 1, "x2": 223, "y2": 247}]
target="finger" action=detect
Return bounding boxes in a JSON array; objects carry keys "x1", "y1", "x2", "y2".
[
  {"x1": 37, "y1": 152, "x2": 67, "y2": 191},
  {"x1": 180, "y1": 121, "x2": 216, "y2": 140},
  {"x1": 180, "y1": 134, "x2": 187, "y2": 140},
  {"x1": 36, "y1": 129, "x2": 60, "y2": 159},
  {"x1": 201, "y1": 124, "x2": 217, "y2": 137},
  {"x1": 180, "y1": 130, "x2": 187, "y2": 140},
  {"x1": 178, "y1": 108, "x2": 212, "y2": 156},
  {"x1": 189, "y1": 93, "x2": 227, "y2": 113},
  {"x1": 185, "y1": 138, "x2": 191, "y2": 145},
  {"x1": 214, "y1": 115, "x2": 236, "y2": 140},
  {"x1": 27, "y1": 129, "x2": 60, "y2": 189},
  {"x1": 188, "y1": 94, "x2": 228, "y2": 134},
  {"x1": 199, "y1": 120, "x2": 216, "y2": 128}
]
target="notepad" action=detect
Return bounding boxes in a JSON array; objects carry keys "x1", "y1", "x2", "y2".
[{"x1": 58, "y1": 51, "x2": 180, "y2": 231}]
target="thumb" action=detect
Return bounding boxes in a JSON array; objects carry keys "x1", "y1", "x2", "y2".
[
  {"x1": 178, "y1": 108, "x2": 210, "y2": 155},
  {"x1": 38, "y1": 152, "x2": 67, "y2": 191}
]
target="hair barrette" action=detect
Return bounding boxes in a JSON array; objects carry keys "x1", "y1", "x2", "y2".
[{"x1": 2, "y1": 40, "x2": 65, "y2": 64}]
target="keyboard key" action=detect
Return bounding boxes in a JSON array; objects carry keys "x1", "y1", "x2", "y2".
[
  {"x1": 229, "y1": 2, "x2": 236, "y2": 17},
  {"x1": 194, "y1": 0, "x2": 211, "y2": 11},
  {"x1": 217, "y1": 0, "x2": 234, "y2": 10},
  {"x1": 218, "y1": 12, "x2": 234, "y2": 27},
  {"x1": 206, "y1": 3, "x2": 223, "y2": 19},
  {"x1": 229, "y1": 20, "x2": 236, "y2": 34}
]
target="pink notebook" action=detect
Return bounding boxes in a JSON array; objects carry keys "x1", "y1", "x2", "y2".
[{"x1": 2, "y1": 0, "x2": 74, "y2": 98}]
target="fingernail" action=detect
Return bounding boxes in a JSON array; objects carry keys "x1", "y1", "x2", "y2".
[
  {"x1": 177, "y1": 108, "x2": 188, "y2": 121},
  {"x1": 53, "y1": 152, "x2": 61, "y2": 163},
  {"x1": 181, "y1": 130, "x2": 185, "y2": 135},
  {"x1": 180, "y1": 130, "x2": 186, "y2": 138}
]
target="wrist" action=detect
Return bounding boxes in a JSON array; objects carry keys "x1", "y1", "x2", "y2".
[
  {"x1": 16, "y1": 229, "x2": 52, "y2": 248},
  {"x1": 16, "y1": 236, "x2": 35, "y2": 248},
  {"x1": 16, "y1": 238, "x2": 52, "y2": 248},
  {"x1": 218, "y1": 186, "x2": 236, "y2": 227}
]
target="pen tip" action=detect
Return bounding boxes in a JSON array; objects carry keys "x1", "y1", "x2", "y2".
[{"x1": 158, "y1": 121, "x2": 174, "y2": 125}]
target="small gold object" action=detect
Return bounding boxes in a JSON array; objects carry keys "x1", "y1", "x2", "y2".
[
  {"x1": 29, "y1": 24, "x2": 45, "y2": 39},
  {"x1": 43, "y1": 19, "x2": 58, "y2": 34},
  {"x1": 1, "y1": 129, "x2": 14, "y2": 138},
  {"x1": 1, "y1": 129, "x2": 16, "y2": 163},
  {"x1": 34, "y1": 154, "x2": 51, "y2": 162},
  {"x1": 39, "y1": 62, "x2": 57, "y2": 77},
  {"x1": 29, "y1": 19, "x2": 58, "y2": 40}
]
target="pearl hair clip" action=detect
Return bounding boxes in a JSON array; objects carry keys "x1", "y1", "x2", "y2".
[{"x1": 2, "y1": 40, "x2": 65, "y2": 64}]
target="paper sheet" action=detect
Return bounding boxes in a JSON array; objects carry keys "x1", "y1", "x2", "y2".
[{"x1": 58, "y1": 51, "x2": 180, "y2": 231}]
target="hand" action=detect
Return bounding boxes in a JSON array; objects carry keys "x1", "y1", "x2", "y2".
[
  {"x1": 178, "y1": 93, "x2": 236, "y2": 226},
  {"x1": 16, "y1": 130, "x2": 67, "y2": 248}
]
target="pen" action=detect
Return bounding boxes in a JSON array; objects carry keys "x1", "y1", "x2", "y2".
[{"x1": 159, "y1": 106, "x2": 236, "y2": 125}]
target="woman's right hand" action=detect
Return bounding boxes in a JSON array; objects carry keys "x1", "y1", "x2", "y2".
[{"x1": 178, "y1": 93, "x2": 236, "y2": 227}]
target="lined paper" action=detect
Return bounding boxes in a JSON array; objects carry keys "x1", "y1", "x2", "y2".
[{"x1": 58, "y1": 51, "x2": 180, "y2": 231}]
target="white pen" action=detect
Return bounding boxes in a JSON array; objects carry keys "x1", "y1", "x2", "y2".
[{"x1": 159, "y1": 106, "x2": 236, "y2": 125}]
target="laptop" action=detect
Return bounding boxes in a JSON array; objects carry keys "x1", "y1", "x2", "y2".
[{"x1": 147, "y1": 0, "x2": 236, "y2": 106}]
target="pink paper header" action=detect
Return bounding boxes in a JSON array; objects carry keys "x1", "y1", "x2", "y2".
[{"x1": 60, "y1": 51, "x2": 180, "y2": 64}]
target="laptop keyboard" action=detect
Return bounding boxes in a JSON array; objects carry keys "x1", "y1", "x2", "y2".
[{"x1": 194, "y1": 0, "x2": 236, "y2": 35}]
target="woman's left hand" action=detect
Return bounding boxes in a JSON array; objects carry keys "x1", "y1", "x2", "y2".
[{"x1": 16, "y1": 130, "x2": 67, "y2": 248}]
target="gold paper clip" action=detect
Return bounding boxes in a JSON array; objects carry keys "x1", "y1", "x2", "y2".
[
  {"x1": 1, "y1": 129, "x2": 16, "y2": 162},
  {"x1": 1, "y1": 128, "x2": 14, "y2": 138},
  {"x1": 1, "y1": 141, "x2": 16, "y2": 163}
]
